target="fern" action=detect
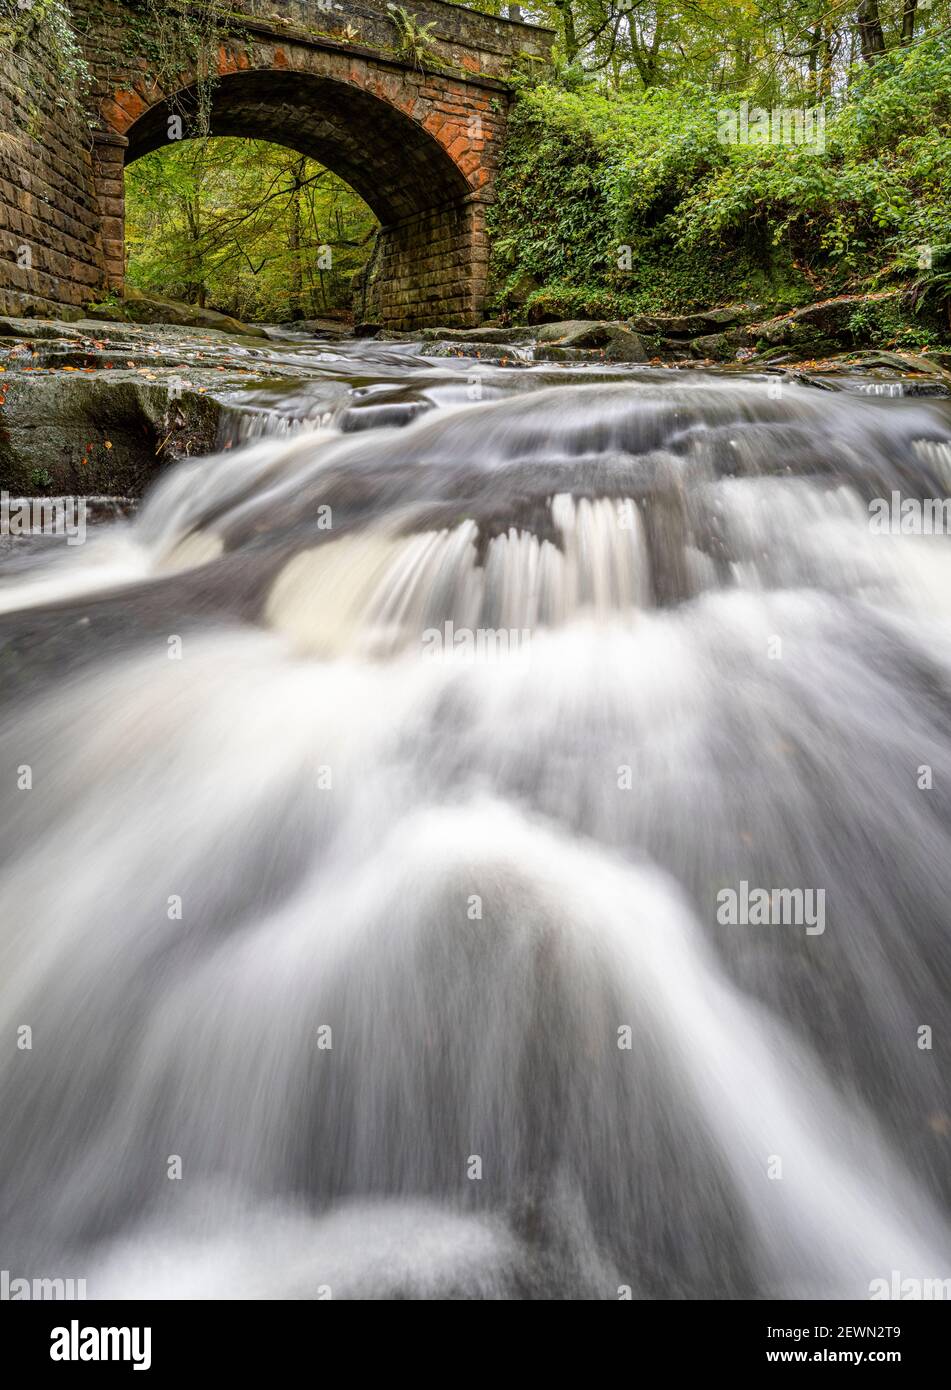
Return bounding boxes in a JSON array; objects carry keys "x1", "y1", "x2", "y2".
[{"x1": 386, "y1": 5, "x2": 438, "y2": 72}]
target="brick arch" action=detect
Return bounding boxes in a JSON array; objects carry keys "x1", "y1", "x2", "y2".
[
  {"x1": 89, "y1": 21, "x2": 529, "y2": 331},
  {"x1": 0, "y1": 2, "x2": 553, "y2": 324},
  {"x1": 119, "y1": 67, "x2": 474, "y2": 227}
]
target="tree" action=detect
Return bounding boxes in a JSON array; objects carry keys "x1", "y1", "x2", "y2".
[
  {"x1": 856, "y1": 0, "x2": 887, "y2": 63},
  {"x1": 125, "y1": 138, "x2": 378, "y2": 322}
]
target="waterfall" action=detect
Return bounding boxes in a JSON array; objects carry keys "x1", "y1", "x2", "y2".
[{"x1": 2, "y1": 347, "x2": 950, "y2": 1299}]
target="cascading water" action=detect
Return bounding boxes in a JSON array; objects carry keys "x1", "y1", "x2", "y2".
[{"x1": 2, "y1": 341, "x2": 951, "y2": 1300}]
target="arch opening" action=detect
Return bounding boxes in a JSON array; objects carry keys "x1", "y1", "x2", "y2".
[
  {"x1": 123, "y1": 71, "x2": 473, "y2": 227},
  {"x1": 102, "y1": 67, "x2": 489, "y2": 330},
  {"x1": 124, "y1": 136, "x2": 378, "y2": 326}
]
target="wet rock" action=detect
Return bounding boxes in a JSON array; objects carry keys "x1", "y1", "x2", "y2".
[
  {"x1": 0, "y1": 316, "x2": 309, "y2": 495},
  {"x1": 848, "y1": 350, "x2": 951, "y2": 383},
  {"x1": 532, "y1": 345, "x2": 604, "y2": 363},
  {"x1": 535, "y1": 320, "x2": 605, "y2": 344},
  {"x1": 421, "y1": 325, "x2": 535, "y2": 345},
  {"x1": 423, "y1": 340, "x2": 528, "y2": 361},
  {"x1": 534, "y1": 321, "x2": 648, "y2": 362},
  {"x1": 275, "y1": 318, "x2": 351, "y2": 338},
  {"x1": 0, "y1": 318, "x2": 81, "y2": 341},
  {"x1": 743, "y1": 292, "x2": 901, "y2": 354},
  {"x1": 689, "y1": 332, "x2": 736, "y2": 361},
  {"x1": 0, "y1": 372, "x2": 221, "y2": 496},
  {"x1": 656, "y1": 338, "x2": 695, "y2": 360},
  {"x1": 771, "y1": 349, "x2": 951, "y2": 396},
  {"x1": 629, "y1": 304, "x2": 764, "y2": 337},
  {"x1": 86, "y1": 288, "x2": 269, "y2": 339}
]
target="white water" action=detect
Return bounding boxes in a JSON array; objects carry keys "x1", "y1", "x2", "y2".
[{"x1": 2, "y1": 349, "x2": 951, "y2": 1298}]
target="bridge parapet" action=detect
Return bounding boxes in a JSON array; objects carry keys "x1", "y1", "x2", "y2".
[{"x1": 227, "y1": 0, "x2": 553, "y2": 80}]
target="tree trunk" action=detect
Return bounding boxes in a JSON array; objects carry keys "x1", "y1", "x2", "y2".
[
  {"x1": 856, "y1": 0, "x2": 887, "y2": 63},
  {"x1": 900, "y1": 0, "x2": 917, "y2": 45},
  {"x1": 554, "y1": 0, "x2": 579, "y2": 61},
  {"x1": 183, "y1": 195, "x2": 205, "y2": 308},
  {"x1": 287, "y1": 158, "x2": 305, "y2": 322},
  {"x1": 820, "y1": 31, "x2": 836, "y2": 99},
  {"x1": 807, "y1": 26, "x2": 822, "y2": 103}
]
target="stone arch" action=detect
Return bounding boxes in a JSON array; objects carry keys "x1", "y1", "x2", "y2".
[
  {"x1": 0, "y1": 2, "x2": 554, "y2": 322},
  {"x1": 95, "y1": 45, "x2": 501, "y2": 329},
  {"x1": 123, "y1": 70, "x2": 475, "y2": 220}
]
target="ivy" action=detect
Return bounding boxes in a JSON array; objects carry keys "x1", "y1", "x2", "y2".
[
  {"x1": 123, "y1": 0, "x2": 236, "y2": 137},
  {"x1": 1, "y1": 0, "x2": 91, "y2": 94}
]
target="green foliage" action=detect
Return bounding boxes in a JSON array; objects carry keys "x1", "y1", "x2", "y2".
[
  {"x1": 521, "y1": 282, "x2": 634, "y2": 321},
  {"x1": 511, "y1": 0, "x2": 951, "y2": 96},
  {"x1": 672, "y1": 42, "x2": 951, "y2": 298},
  {"x1": 845, "y1": 295, "x2": 936, "y2": 350},
  {"x1": 490, "y1": 42, "x2": 951, "y2": 325},
  {"x1": 489, "y1": 80, "x2": 808, "y2": 316},
  {"x1": 125, "y1": 138, "x2": 378, "y2": 323}
]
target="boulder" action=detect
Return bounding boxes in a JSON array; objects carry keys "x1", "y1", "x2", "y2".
[
  {"x1": 0, "y1": 372, "x2": 220, "y2": 496},
  {"x1": 86, "y1": 288, "x2": 269, "y2": 339},
  {"x1": 689, "y1": 332, "x2": 736, "y2": 361},
  {"x1": 502, "y1": 271, "x2": 541, "y2": 308},
  {"x1": 274, "y1": 318, "x2": 350, "y2": 337},
  {"x1": 534, "y1": 320, "x2": 648, "y2": 362},
  {"x1": 421, "y1": 325, "x2": 535, "y2": 345},
  {"x1": 0, "y1": 316, "x2": 303, "y2": 495},
  {"x1": 423, "y1": 340, "x2": 527, "y2": 361},
  {"x1": 746, "y1": 292, "x2": 901, "y2": 352},
  {"x1": 629, "y1": 304, "x2": 764, "y2": 338}
]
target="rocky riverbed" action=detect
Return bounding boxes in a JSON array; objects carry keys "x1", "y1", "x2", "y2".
[{"x1": 2, "y1": 301, "x2": 950, "y2": 498}]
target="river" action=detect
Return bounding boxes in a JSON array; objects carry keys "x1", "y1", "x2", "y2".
[{"x1": 1, "y1": 335, "x2": 950, "y2": 1299}]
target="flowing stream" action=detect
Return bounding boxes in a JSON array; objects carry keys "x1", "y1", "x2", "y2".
[{"x1": 2, "y1": 339, "x2": 951, "y2": 1299}]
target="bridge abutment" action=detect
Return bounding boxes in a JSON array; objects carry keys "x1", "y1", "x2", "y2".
[
  {"x1": 0, "y1": 9, "x2": 104, "y2": 318},
  {"x1": 371, "y1": 195, "x2": 489, "y2": 330},
  {"x1": 92, "y1": 131, "x2": 130, "y2": 293}
]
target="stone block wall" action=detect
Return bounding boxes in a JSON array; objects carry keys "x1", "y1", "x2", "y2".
[
  {"x1": 0, "y1": 7, "x2": 105, "y2": 317},
  {"x1": 375, "y1": 198, "x2": 488, "y2": 329}
]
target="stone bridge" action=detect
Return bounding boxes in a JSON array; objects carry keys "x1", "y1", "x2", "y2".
[{"x1": 0, "y1": 0, "x2": 553, "y2": 328}]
